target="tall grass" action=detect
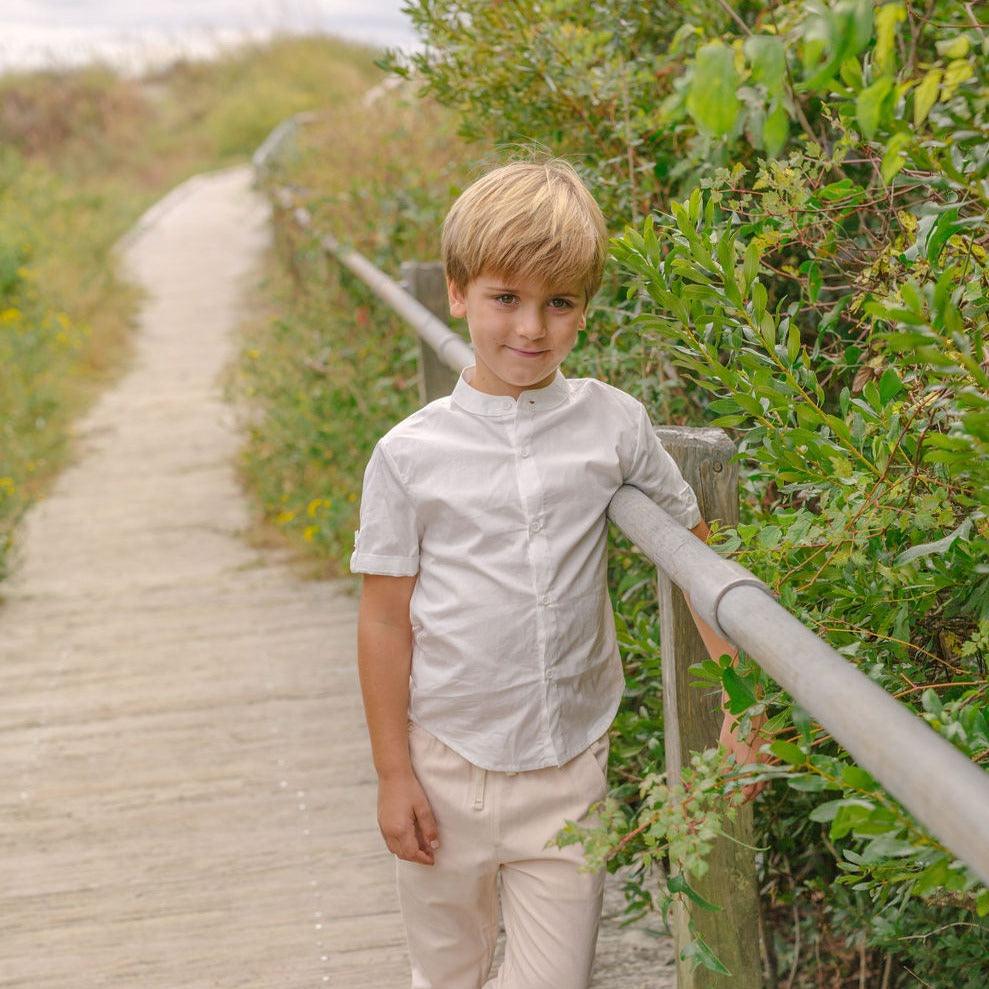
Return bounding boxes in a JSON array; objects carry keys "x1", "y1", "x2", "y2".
[
  {"x1": 225, "y1": 87, "x2": 482, "y2": 576},
  {"x1": 0, "y1": 33, "x2": 385, "y2": 580}
]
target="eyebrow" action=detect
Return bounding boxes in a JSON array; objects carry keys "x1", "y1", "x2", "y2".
[{"x1": 485, "y1": 285, "x2": 580, "y2": 298}]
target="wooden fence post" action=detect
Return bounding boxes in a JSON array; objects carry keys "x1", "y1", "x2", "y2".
[
  {"x1": 399, "y1": 261, "x2": 463, "y2": 403},
  {"x1": 656, "y1": 425, "x2": 764, "y2": 989}
]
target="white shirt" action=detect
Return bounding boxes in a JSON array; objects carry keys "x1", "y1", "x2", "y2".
[{"x1": 349, "y1": 364, "x2": 702, "y2": 771}]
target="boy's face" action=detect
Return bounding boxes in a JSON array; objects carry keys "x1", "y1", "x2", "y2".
[{"x1": 446, "y1": 268, "x2": 587, "y2": 399}]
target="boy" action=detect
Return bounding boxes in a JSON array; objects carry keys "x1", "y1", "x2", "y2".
[{"x1": 350, "y1": 157, "x2": 768, "y2": 988}]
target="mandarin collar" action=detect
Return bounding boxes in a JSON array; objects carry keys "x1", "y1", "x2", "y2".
[{"x1": 451, "y1": 364, "x2": 571, "y2": 417}]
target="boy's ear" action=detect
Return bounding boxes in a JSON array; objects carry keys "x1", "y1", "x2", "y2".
[{"x1": 446, "y1": 276, "x2": 467, "y2": 319}]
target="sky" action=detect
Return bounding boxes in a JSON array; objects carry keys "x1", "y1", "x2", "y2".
[{"x1": 0, "y1": 0, "x2": 423, "y2": 75}]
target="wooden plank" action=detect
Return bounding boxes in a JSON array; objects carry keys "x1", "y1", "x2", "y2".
[{"x1": 658, "y1": 426, "x2": 764, "y2": 988}]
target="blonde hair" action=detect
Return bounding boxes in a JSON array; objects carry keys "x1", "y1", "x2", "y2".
[{"x1": 441, "y1": 155, "x2": 608, "y2": 309}]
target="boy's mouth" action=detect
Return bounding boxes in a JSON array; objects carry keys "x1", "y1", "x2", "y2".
[{"x1": 507, "y1": 346, "x2": 546, "y2": 357}]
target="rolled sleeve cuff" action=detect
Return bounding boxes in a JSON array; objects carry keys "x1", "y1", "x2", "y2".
[
  {"x1": 677, "y1": 501, "x2": 703, "y2": 530},
  {"x1": 349, "y1": 550, "x2": 419, "y2": 576}
]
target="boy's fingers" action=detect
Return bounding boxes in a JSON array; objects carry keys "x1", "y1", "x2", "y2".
[
  {"x1": 414, "y1": 800, "x2": 440, "y2": 850},
  {"x1": 393, "y1": 821, "x2": 434, "y2": 865}
]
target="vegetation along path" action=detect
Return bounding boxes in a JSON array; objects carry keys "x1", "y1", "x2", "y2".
[{"x1": 0, "y1": 162, "x2": 675, "y2": 986}]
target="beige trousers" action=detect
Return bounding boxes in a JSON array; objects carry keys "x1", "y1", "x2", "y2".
[{"x1": 395, "y1": 719, "x2": 610, "y2": 989}]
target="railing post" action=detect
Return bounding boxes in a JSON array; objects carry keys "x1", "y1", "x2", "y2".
[
  {"x1": 399, "y1": 261, "x2": 463, "y2": 403},
  {"x1": 656, "y1": 425, "x2": 764, "y2": 988}
]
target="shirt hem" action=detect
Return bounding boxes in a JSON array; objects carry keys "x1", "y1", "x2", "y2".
[{"x1": 411, "y1": 685, "x2": 624, "y2": 773}]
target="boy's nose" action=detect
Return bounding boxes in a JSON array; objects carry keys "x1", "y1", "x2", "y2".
[{"x1": 517, "y1": 323, "x2": 547, "y2": 342}]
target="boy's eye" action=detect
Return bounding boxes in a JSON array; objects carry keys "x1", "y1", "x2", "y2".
[{"x1": 494, "y1": 294, "x2": 574, "y2": 309}]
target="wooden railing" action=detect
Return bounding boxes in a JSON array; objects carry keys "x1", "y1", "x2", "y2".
[{"x1": 253, "y1": 113, "x2": 989, "y2": 988}]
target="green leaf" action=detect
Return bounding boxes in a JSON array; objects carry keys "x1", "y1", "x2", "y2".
[
  {"x1": 803, "y1": 259, "x2": 822, "y2": 303},
  {"x1": 874, "y1": 3, "x2": 906, "y2": 76},
  {"x1": 921, "y1": 687, "x2": 943, "y2": 717},
  {"x1": 770, "y1": 740, "x2": 806, "y2": 765},
  {"x1": 690, "y1": 934, "x2": 732, "y2": 975},
  {"x1": 830, "y1": 800, "x2": 875, "y2": 839},
  {"x1": 913, "y1": 68, "x2": 942, "y2": 126},
  {"x1": 841, "y1": 764, "x2": 879, "y2": 791},
  {"x1": 899, "y1": 280, "x2": 923, "y2": 313},
  {"x1": 912, "y1": 858, "x2": 950, "y2": 895},
  {"x1": 709, "y1": 413, "x2": 748, "y2": 427},
  {"x1": 977, "y1": 888, "x2": 989, "y2": 917},
  {"x1": 787, "y1": 323, "x2": 801, "y2": 363},
  {"x1": 941, "y1": 58, "x2": 973, "y2": 100},
  {"x1": 808, "y1": 798, "x2": 845, "y2": 822},
  {"x1": 799, "y1": 0, "x2": 873, "y2": 92},
  {"x1": 763, "y1": 102, "x2": 789, "y2": 157},
  {"x1": 744, "y1": 35, "x2": 787, "y2": 97},
  {"x1": 926, "y1": 207, "x2": 961, "y2": 267},
  {"x1": 751, "y1": 280, "x2": 767, "y2": 317},
  {"x1": 839, "y1": 55, "x2": 863, "y2": 88},
  {"x1": 743, "y1": 240, "x2": 761, "y2": 289},
  {"x1": 756, "y1": 524, "x2": 782, "y2": 549},
  {"x1": 860, "y1": 835, "x2": 919, "y2": 861},
  {"x1": 856, "y1": 75, "x2": 893, "y2": 140},
  {"x1": 668, "y1": 872, "x2": 722, "y2": 913},
  {"x1": 818, "y1": 177, "x2": 858, "y2": 201},
  {"x1": 935, "y1": 35, "x2": 970, "y2": 59},
  {"x1": 687, "y1": 41, "x2": 741, "y2": 138},
  {"x1": 722, "y1": 666, "x2": 757, "y2": 714},
  {"x1": 878, "y1": 368, "x2": 904, "y2": 404},
  {"x1": 880, "y1": 131, "x2": 911, "y2": 183},
  {"x1": 787, "y1": 775, "x2": 831, "y2": 792}
]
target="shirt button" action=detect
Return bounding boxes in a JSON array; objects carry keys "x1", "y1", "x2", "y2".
[
  {"x1": 521, "y1": 447, "x2": 530, "y2": 457},
  {"x1": 545, "y1": 669, "x2": 555, "y2": 681},
  {"x1": 530, "y1": 519, "x2": 542, "y2": 532},
  {"x1": 539, "y1": 594, "x2": 550, "y2": 605}
]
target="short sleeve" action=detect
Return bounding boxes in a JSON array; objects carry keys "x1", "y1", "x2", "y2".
[
  {"x1": 622, "y1": 400, "x2": 703, "y2": 529},
  {"x1": 349, "y1": 442, "x2": 421, "y2": 576}
]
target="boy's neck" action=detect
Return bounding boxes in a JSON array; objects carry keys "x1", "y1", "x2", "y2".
[{"x1": 467, "y1": 363, "x2": 560, "y2": 400}]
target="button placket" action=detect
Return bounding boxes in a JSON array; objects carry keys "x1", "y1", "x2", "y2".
[{"x1": 514, "y1": 402, "x2": 559, "y2": 758}]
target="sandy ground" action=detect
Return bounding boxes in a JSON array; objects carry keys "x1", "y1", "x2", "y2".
[{"x1": 0, "y1": 163, "x2": 676, "y2": 987}]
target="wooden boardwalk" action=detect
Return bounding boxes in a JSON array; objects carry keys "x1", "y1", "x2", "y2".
[{"x1": 0, "y1": 164, "x2": 675, "y2": 987}]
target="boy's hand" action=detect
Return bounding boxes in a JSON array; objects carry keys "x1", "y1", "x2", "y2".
[
  {"x1": 718, "y1": 711, "x2": 778, "y2": 803},
  {"x1": 377, "y1": 772, "x2": 441, "y2": 866}
]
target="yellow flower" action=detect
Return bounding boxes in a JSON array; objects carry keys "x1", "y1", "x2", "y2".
[
  {"x1": 274, "y1": 509, "x2": 295, "y2": 525},
  {"x1": 0, "y1": 476, "x2": 15, "y2": 494},
  {"x1": 306, "y1": 497, "x2": 323, "y2": 517},
  {"x1": 0, "y1": 307, "x2": 20, "y2": 323},
  {"x1": 303, "y1": 525, "x2": 318, "y2": 542}
]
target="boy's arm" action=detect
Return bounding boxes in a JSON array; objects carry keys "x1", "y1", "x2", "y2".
[
  {"x1": 356, "y1": 573, "x2": 417, "y2": 778},
  {"x1": 356, "y1": 572, "x2": 440, "y2": 864},
  {"x1": 685, "y1": 517, "x2": 773, "y2": 800}
]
